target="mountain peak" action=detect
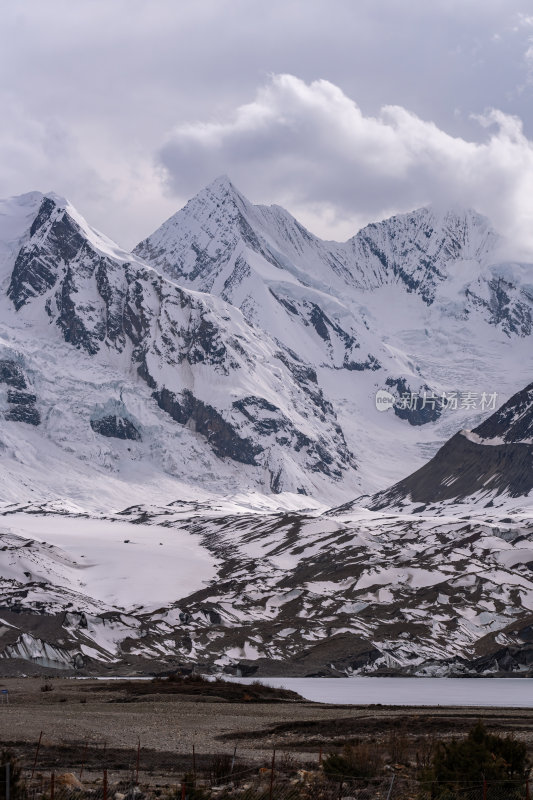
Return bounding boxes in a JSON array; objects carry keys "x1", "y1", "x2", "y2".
[
  {"x1": 206, "y1": 173, "x2": 238, "y2": 193},
  {"x1": 190, "y1": 174, "x2": 250, "y2": 211}
]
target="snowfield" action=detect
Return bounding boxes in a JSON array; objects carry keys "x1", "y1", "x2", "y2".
[{"x1": 0, "y1": 514, "x2": 217, "y2": 611}]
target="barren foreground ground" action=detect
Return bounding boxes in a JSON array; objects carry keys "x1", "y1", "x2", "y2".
[{"x1": 0, "y1": 678, "x2": 531, "y2": 782}]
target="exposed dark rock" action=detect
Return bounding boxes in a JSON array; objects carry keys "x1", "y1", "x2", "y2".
[
  {"x1": 8, "y1": 244, "x2": 60, "y2": 311},
  {"x1": 290, "y1": 632, "x2": 382, "y2": 675},
  {"x1": 233, "y1": 396, "x2": 286, "y2": 434},
  {"x1": 7, "y1": 391, "x2": 36, "y2": 406},
  {"x1": 153, "y1": 387, "x2": 259, "y2": 464},
  {"x1": 55, "y1": 263, "x2": 107, "y2": 355},
  {"x1": 231, "y1": 395, "x2": 352, "y2": 480},
  {"x1": 269, "y1": 290, "x2": 299, "y2": 316},
  {"x1": 466, "y1": 279, "x2": 533, "y2": 337},
  {"x1": 123, "y1": 279, "x2": 151, "y2": 347},
  {"x1": 468, "y1": 644, "x2": 533, "y2": 673},
  {"x1": 309, "y1": 304, "x2": 331, "y2": 342},
  {"x1": 180, "y1": 317, "x2": 227, "y2": 366},
  {"x1": 72, "y1": 653, "x2": 86, "y2": 669},
  {"x1": 29, "y1": 196, "x2": 56, "y2": 237},
  {"x1": 90, "y1": 415, "x2": 141, "y2": 441},
  {"x1": 0, "y1": 360, "x2": 27, "y2": 389},
  {"x1": 385, "y1": 376, "x2": 443, "y2": 425},
  {"x1": 344, "y1": 355, "x2": 381, "y2": 371},
  {"x1": 8, "y1": 201, "x2": 90, "y2": 311},
  {"x1": 4, "y1": 380, "x2": 41, "y2": 426},
  {"x1": 95, "y1": 259, "x2": 127, "y2": 346},
  {"x1": 152, "y1": 387, "x2": 192, "y2": 425}
]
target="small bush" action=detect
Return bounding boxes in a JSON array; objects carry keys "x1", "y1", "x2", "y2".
[
  {"x1": 208, "y1": 754, "x2": 233, "y2": 784},
  {"x1": 425, "y1": 722, "x2": 530, "y2": 798},
  {"x1": 388, "y1": 727, "x2": 409, "y2": 764},
  {"x1": 323, "y1": 742, "x2": 383, "y2": 779},
  {"x1": 40, "y1": 682, "x2": 54, "y2": 692}
]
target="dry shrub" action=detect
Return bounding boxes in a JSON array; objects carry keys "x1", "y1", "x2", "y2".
[
  {"x1": 323, "y1": 741, "x2": 383, "y2": 778},
  {"x1": 387, "y1": 727, "x2": 409, "y2": 764}
]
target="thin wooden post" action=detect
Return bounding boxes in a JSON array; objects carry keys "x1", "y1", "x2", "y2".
[
  {"x1": 136, "y1": 737, "x2": 140, "y2": 784},
  {"x1": 269, "y1": 749, "x2": 276, "y2": 800},
  {"x1": 50, "y1": 772, "x2": 54, "y2": 800},
  {"x1": 230, "y1": 746, "x2": 237, "y2": 774},
  {"x1": 79, "y1": 741, "x2": 88, "y2": 780},
  {"x1": 181, "y1": 781, "x2": 186, "y2": 800},
  {"x1": 103, "y1": 769, "x2": 107, "y2": 800},
  {"x1": 31, "y1": 731, "x2": 43, "y2": 780}
]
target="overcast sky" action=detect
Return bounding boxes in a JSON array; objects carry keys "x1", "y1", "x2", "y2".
[{"x1": 1, "y1": 0, "x2": 533, "y2": 254}]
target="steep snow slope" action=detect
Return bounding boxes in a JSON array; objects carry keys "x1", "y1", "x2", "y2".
[
  {"x1": 135, "y1": 178, "x2": 533, "y2": 492},
  {"x1": 0, "y1": 190, "x2": 359, "y2": 502}
]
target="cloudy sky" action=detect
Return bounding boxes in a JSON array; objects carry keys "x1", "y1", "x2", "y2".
[{"x1": 1, "y1": 0, "x2": 533, "y2": 254}]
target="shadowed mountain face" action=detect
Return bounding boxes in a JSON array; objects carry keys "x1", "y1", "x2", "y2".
[
  {"x1": 371, "y1": 382, "x2": 533, "y2": 509},
  {"x1": 474, "y1": 382, "x2": 533, "y2": 443}
]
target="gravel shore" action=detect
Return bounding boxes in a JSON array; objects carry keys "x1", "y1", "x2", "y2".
[{"x1": 0, "y1": 678, "x2": 531, "y2": 781}]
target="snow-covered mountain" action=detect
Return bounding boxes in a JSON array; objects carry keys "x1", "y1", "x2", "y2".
[
  {"x1": 1, "y1": 179, "x2": 532, "y2": 504},
  {"x1": 135, "y1": 176, "x2": 533, "y2": 492},
  {"x1": 0, "y1": 190, "x2": 357, "y2": 502},
  {"x1": 0, "y1": 180, "x2": 532, "y2": 677}
]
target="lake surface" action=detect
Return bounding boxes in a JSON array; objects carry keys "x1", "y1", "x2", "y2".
[{"x1": 229, "y1": 676, "x2": 533, "y2": 707}]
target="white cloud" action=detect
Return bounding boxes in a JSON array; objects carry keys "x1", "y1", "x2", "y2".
[
  {"x1": 159, "y1": 74, "x2": 533, "y2": 256},
  {"x1": 0, "y1": 92, "x2": 176, "y2": 249},
  {"x1": 1, "y1": 1, "x2": 533, "y2": 247}
]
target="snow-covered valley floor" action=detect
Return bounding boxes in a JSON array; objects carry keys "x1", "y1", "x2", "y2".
[{"x1": 0, "y1": 494, "x2": 531, "y2": 677}]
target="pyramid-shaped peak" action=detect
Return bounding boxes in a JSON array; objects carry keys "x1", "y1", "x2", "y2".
[{"x1": 194, "y1": 175, "x2": 250, "y2": 206}]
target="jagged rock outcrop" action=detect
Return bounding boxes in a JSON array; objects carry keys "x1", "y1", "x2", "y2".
[{"x1": 90, "y1": 415, "x2": 141, "y2": 441}]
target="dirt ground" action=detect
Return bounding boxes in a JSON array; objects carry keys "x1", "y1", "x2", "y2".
[{"x1": 0, "y1": 678, "x2": 531, "y2": 783}]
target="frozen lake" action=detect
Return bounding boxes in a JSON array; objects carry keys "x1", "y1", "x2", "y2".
[{"x1": 229, "y1": 677, "x2": 533, "y2": 707}]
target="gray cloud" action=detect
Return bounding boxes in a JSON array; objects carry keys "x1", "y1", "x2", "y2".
[
  {"x1": 0, "y1": 1, "x2": 533, "y2": 247},
  {"x1": 159, "y1": 74, "x2": 533, "y2": 256}
]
